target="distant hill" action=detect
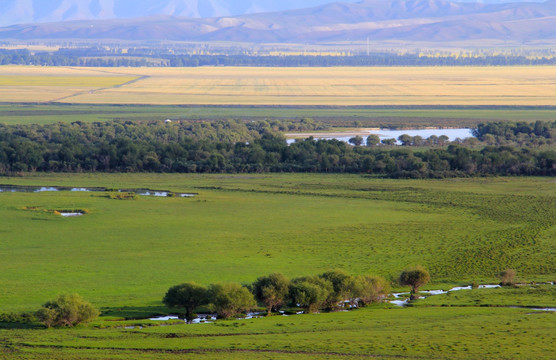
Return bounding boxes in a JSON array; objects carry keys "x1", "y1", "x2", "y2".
[
  {"x1": 0, "y1": 0, "x2": 364, "y2": 27},
  {"x1": 0, "y1": 0, "x2": 555, "y2": 44}
]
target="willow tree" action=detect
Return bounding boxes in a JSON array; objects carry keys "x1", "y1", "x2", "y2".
[
  {"x1": 163, "y1": 282, "x2": 208, "y2": 323},
  {"x1": 399, "y1": 266, "x2": 430, "y2": 299},
  {"x1": 252, "y1": 273, "x2": 290, "y2": 316}
]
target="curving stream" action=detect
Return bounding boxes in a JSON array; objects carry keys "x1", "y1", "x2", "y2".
[{"x1": 146, "y1": 283, "x2": 555, "y2": 326}]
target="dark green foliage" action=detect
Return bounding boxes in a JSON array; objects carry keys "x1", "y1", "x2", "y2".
[
  {"x1": 349, "y1": 136, "x2": 364, "y2": 146},
  {"x1": 289, "y1": 276, "x2": 333, "y2": 313},
  {"x1": 474, "y1": 120, "x2": 555, "y2": 147},
  {"x1": 252, "y1": 273, "x2": 290, "y2": 316},
  {"x1": 36, "y1": 294, "x2": 99, "y2": 328},
  {"x1": 0, "y1": 120, "x2": 553, "y2": 177},
  {"x1": 366, "y1": 134, "x2": 381, "y2": 147},
  {"x1": 399, "y1": 266, "x2": 431, "y2": 297},
  {"x1": 208, "y1": 283, "x2": 256, "y2": 319},
  {"x1": 163, "y1": 282, "x2": 208, "y2": 323}
]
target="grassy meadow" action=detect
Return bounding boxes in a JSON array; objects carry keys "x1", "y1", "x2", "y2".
[
  {"x1": 1, "y1": 65, "x2": 556, "y2": 105},
  {"x1": 0, "y1": 173, "x2": 554, "y2": 359},
  {"x1": 0, "y1": 174, "x2": 554, "y2": 313},
  {"x1": 3, "y1": 307, "x2": 555, "y2": 359}
]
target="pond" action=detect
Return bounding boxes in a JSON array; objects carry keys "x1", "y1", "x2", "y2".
[
  {"x1": 0, "y1": 185, "x2": 197, "y2": 198},
  {"x1": 287, "y1": 128, "x2": 474, "y2": 145},
  {"x1": 60, "y1": 212, "x2": 84, "y2": 217}
]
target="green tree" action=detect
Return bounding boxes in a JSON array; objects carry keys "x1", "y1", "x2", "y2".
[
  {"x1": 353, "y1": 275, "x2": 390, "y2": 306},
  {"x1": 36, "y1": 294, "x2": 99, "y2": 328},
  {"x1": 399, "y1": 266, "x2": 431, "y2": 298},
  {"x1": 349, "y1": 135, "x2": 364, "y2": 146},
  {"x1": 208, "y1": 283, "x2": 256, "y2": 319},
  {"x1": 381, "y1": 138, "x2": 397, "y2": 146},
  {"x1": 366, "y1": 134, "x2": 381, "y2": 147},
  {"x1": 163, "y1": 282, "x2": 208, "y2": 323},
  {"x1": 438, "y1": 135, "x2": 450, "y2": 146},
  {"x1": 289, "y1": 277, "x2": 332, "y2": 313},
  {"x1": 398, "y1": 134, "x2": 412, "y2": 146},
  {"x1": 252, "y1": 273, "x2": 290, "y2": 316},
  {"x1": 319, "y1": 269, "x2": 355, "y2": 309}
]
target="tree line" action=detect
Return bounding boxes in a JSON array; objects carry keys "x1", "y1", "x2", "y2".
[
  {"x1": 164, "y1": 270, "x2": 391, "y2": 322},
  {"x1": 2, "y1": 48, "x2": 556, "y2": 67},
  {"x1": 0, "y1": 120, "x2": 553, "y2": 177}
]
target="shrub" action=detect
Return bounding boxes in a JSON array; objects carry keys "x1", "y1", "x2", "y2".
[
  {"x1": 499, "y1": 269, "x2": 517, "y2": 286},
  {"x1": 0, "y1": 312, "x2": 36, "y2": 324},
  {"x1": 353, "y1": 275, "x2": 390, "y2": 306},
  {"x1": 208, "y1": 283, "x2": 256, "y2": 319},
  {"x1": 36, "y1": 294, "x2": 99, "y2": 328},
  {"x1": 107, "y1": 192, "x2": 137, "y2": 200}
]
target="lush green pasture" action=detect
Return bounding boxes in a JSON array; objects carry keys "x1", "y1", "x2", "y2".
[
  {"x1": 415, "y1": 284, "x2": 556, "y2": 308},
  {"x1": 0, "y1": 173, "x2": 554, "y2": 359},
  {"x1": 1, "y1": 307, "x2": 555, "y2": 359},
  {"x1": 0, "y1": 174, "x2": 553, "y2": 313},
  {"x1": 0, "y1": 103, "x2": 555, "y2": 128}
]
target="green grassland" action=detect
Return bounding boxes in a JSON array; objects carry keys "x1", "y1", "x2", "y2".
[
  {"x1": 1, "y1": 103, "x2": 555, "y2": 127},
  {"x1": 415, "y1": 284, "x2": 556, "y2": 308},
  {"x1": 0, "y1": 174, "x2": 554, "y2": 312},
  {"x1": 0, "y1": 173, "x2": 554, "y2": 359},
  {"x1": 2, "y1": 306, "x2": 555, "y2": 359}
]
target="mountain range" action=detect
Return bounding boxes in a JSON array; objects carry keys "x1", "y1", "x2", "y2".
[
  {"x1": 0, "y1": 0, "x2": 362, "y2": 26},
  {"x1": 0, "y1": 0, "x2": 545, "y2": 27},
  {"x1": 0, "y1": 0, "x2": 555, "y2": 44}
]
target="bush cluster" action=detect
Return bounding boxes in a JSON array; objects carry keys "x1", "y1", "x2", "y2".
[
  {"x1": 35, "y1": 294, "x2": 99, "y2": 328},
  {"x1": 163, "y1": 270, "x2": 390, "y2": 321}
]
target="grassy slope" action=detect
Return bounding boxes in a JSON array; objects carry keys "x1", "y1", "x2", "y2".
[
  {"x1": 0, "y1": 174, "x2": 553, "y2": 313},
  {"x1": 0, "y1": 174, "x2": 554, "y2": 359}
]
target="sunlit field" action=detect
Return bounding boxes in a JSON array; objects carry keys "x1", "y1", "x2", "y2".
[
  {"x1": 0, "y1": 173, "x2": 554, "y2": 359},
  {"x1": 0, "y1": 173, "x2": 553, "y2": 312},
  {"x1": 1, "y1": 66, "x2": 555, "y2": 105}
]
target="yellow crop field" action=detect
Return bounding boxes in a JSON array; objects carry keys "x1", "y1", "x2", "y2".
[
  {"x1": 0, "y1": 75, "x2": 136, "y2": 87},
  {"x1": 0, "y1": 66, "x2": 138, "y2": 103},
  {"x1": 1, "y1": 65, "x2": 555, "y2": 105}
]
